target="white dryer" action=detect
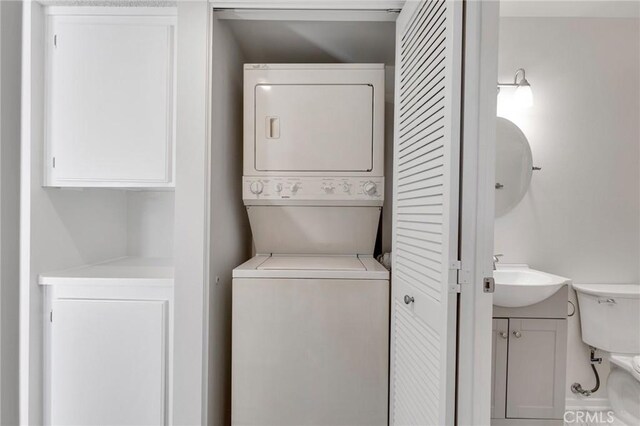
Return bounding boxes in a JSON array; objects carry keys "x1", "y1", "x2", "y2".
[
  {"x1": 232, "y1": 255, "x2": 389, "y2": 425},
  {"x1": 233, "y1": 64, "x2": 388, "y2": 425}
]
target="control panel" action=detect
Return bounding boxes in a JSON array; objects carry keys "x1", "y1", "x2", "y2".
[{"x1": 243, "y1": 176, "x2": 384, "y2": 203}]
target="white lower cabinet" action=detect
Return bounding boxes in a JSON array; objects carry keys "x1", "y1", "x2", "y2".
[
  {"x1": 44, "y1": 279, "x2": 172, "y2": 426},
  {"x1": 492, "y1": 318, "x2": 567, "y2": 423}
]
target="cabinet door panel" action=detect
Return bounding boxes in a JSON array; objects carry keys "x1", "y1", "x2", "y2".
[
  {"x1": 506, "y1": 319, "x2": 567, "y2": 419},
  {"x1": 46, "y1": 16, "x2": 175, "y2": 186},
  {"x1": 491, "y1": 319, "x2": 509, "y2": 419},
  {"x1": 51, "y1": 299, "x2": 166, "y2": 425}
]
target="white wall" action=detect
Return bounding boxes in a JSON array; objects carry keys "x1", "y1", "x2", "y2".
[
  {"x1": 207, "y1": 16, "x2": 252, "y2": 424},
  {"x1": 381, "y1": 65, "x2": 395, "y2": 254},
  {"x1": 496, "y1": 17, "x2": 640, "y2": 407},
  {"x1": 1, "y1": 1, "x2": 22, "y2": 424},
  {"x1": 127, "y1": 191, "x2": 174, "y2": 258}
]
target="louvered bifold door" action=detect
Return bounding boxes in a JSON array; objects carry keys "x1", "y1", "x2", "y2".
[{"x1": 390, "y1": 1, "x2": 463, "y2": 425}]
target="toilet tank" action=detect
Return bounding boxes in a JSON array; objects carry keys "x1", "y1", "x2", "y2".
[{"x1": 573, "y1": 284, "x2": 640, "y2": 354}]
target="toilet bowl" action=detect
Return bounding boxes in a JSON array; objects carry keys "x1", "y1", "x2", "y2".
[
  {"x1": 608, "y1": 355, "x2": 640, "y2": 425},
  {"x1": 573, "y1": 283, "x2": 640, "y2": 426}
]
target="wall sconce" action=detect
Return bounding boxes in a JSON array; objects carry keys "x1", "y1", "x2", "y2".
[{"x1": 498, "y1": 68, "x2": 533, "y2": 108}]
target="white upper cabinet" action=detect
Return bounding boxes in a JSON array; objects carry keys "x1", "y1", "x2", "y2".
[{"x1": 44, "y1": 11, "x2": 177, "y2": 188}]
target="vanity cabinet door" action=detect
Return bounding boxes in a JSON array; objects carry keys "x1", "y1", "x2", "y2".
[
  {"x1": 50, "y1": 299, "x2": 167, "y2": 425},
  {"x1": 506, "y1": 318, "x2": 567, "y2": 419},
  {"x1": 491, "y1": 319, "x2": 509, "y2": 419}
]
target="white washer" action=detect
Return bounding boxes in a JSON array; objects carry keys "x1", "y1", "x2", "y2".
[
  {"x1": 233, "y1": 64, "x2": 388, "y2": 425},
  {"x1": 232, "y1": 255, "x2": 389, "y2": 426}
]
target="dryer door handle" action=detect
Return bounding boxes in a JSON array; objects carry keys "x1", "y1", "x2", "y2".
[{"x1": 266, "y1": 116, "x2": 280, "y2": 139}]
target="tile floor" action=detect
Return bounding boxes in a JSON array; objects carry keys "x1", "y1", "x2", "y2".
[{"x1": 565, "y1": 411, "x2": 626, "y2": 426}]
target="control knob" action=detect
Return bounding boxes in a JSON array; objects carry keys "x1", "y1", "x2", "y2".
[
  {"x1": 275, "y1": 183, "x2": 283, "y2": 193},
  {"x1": 322, "y1": 183, "x2": 335, "y2": 194},
  {"x1": 290, "y1": 183, "x2": 300, "y2": 193},
  {"x1": 363, "y1": 181, "x2": 378, "y2": 196},
  {"x1": 249, "y1": 181, "x2": 264, "y2": 195}
]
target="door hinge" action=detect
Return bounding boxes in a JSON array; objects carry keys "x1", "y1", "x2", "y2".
[
  {"x1": 52, "y1": 157, "x2": 56, "y2": 168},
  {"x1": 50, "y1": 310, "x2": 53, "y2": 322},
  {"x1": 450, "y1": 260, "x2": 462, "y2": 293},
  {"x1": 54, "y1": 34, "x2": 57, "y2": 48}
]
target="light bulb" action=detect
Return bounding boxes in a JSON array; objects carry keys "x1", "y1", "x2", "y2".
[{"x1": 514, "y1": 81, "x2": 533, "y2": 108}]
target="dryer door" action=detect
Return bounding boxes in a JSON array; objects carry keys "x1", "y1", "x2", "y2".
[{"x1": 254, "y1": 84, "x2": 373, "y2": 172}]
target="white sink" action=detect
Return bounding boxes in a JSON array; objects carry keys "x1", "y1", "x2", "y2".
[{"x1": 493, "y1": 265, "x2": 571, "y2": 308}]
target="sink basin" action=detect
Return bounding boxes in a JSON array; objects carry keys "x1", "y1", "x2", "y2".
[{"x1": 493, "y1": 265, "x2": 571, "y2": 308}]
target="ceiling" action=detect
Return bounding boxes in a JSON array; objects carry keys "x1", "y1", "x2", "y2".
[
  {"x1": 225, "y1": 19, "x2": 396, "y2": 64},
  {"x1": 500, "y1": 0, "x2": 640, "y2": 18}
]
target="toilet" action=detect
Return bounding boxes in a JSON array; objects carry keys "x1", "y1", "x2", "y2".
[{"x1": 573, "y1": 283, "x2": 640, "y2": 425}]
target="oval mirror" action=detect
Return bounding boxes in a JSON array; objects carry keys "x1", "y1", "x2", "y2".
[{"x1": 495, "y1": 117, "x2": 533, "y2": 217}]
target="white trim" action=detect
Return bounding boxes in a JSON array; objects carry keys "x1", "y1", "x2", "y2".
[
  {"x1": 213, "y1": 8, "x2": 398, "y2": 20},
  {"x1": 211, "y1": 0, "x2": 405, "y2": 10},
  {"x1": 44, "y1": 6, "x2": 177, "y2": 16},
  {"x1": 565, "y1": 397, "x2": 612, "y2": 412},
  {"x1": 456, "y1": 0, "x2": 500, "y2": 424},
  {"x1": 172, "y1": 2, "x2": 210, "y2": 425},
  {"x1": 19, "y1": 1, "x2": 32, "y2": 424},
  {"x1": 200, "y1": 6, "x2": 215, "y2": 425},
  {"x1": 491, "y1": 419, "x2": 562, "y2": 426},
  {"x1": 0, "y1": 2, "x2": 3, "y2": 422}
]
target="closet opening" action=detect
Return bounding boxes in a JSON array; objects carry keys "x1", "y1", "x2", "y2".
[{"x1": 206, "y1": 9, "x2": 398, "y2": 423}]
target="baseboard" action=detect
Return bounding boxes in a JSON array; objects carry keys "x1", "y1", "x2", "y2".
[
  {"x1": 565, "y1": 396, "x2": 611, "y2": 411},
  {"x1": 491, "y1": 418, "x2": 561, "y2": 426}
]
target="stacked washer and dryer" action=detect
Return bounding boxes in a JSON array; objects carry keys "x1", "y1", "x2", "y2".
[{"x1": 232, "y1": 64, "x2": 389, "y2": 425}]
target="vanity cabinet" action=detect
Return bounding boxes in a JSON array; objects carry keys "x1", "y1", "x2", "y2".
[
  {"x1": 506, "y1": 319, "x2": 567, "y2": 419},
  {"x1": 491, "y1": 286, "x2": 568, "y2": 426},
  {"x1": 44, "y1": 11, "x2": 177, "y2": 188}
]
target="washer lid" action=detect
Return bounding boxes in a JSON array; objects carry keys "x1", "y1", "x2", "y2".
[
  {"x1": 233, "y1": 255, "x2": 389, "y2": 280},
  {"x1": 258, "y1": 256, "x2": 365, "y2": 271}
]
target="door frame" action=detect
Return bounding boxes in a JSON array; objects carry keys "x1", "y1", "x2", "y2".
[
  {"x1": 457, "y1": 0, "x2": 499, "y2": 425},
  {"x1": 204, "y1": 1, "x2": 499, "y2": 425},
  {"x1": 206, "y1": 1, "x2": 499, "y2": 425}
]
